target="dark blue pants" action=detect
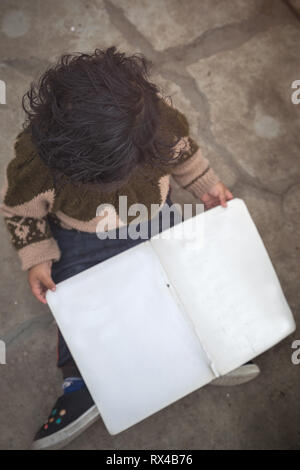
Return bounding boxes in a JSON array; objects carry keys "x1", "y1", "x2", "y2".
[{"x1": 48, "y1": 193, "x2": 181, "y2": 371}]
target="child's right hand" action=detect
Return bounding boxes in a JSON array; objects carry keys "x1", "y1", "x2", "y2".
[{"x1": 28, "y1": 261, "x2": 56, "y2": 304}]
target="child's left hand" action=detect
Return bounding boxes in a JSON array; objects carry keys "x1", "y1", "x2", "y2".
[{"x1": 201, "y1": 182, "x2": 234, "y2": 210}]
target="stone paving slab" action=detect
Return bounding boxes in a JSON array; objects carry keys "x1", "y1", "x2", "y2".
[{"x1": 110, "y1": 0, "x2": 265, "y2": 52}]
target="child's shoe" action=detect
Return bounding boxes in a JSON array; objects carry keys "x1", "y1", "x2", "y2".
[
  {"x1": 210, "y1": 362, "x2": 260, "y2": 386},
  {"x1": 31, "y1": 378, "x2": 99, "y2": 450}
]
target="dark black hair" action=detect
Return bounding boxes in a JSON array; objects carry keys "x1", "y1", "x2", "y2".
[{"x1": 21, "y1": 47, "x2": 184, "y2": 189}]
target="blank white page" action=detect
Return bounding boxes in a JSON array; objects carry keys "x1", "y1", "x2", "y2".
[
  {"x1": 46, "y1": 242, "x2": 215, "y2": 435},
  {"x1": 151, "y1": 198, "x2": 295, "y2": 375}
]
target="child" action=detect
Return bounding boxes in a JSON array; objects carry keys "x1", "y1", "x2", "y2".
[{"x1": 0, "y1": 47, "x2": 259, "y2": 450}]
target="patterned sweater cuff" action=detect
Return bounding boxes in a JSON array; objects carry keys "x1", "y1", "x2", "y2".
[
  {"x1": 171, "y1": 145, "x2": 221, "y2": 199},
  {"x1": 18, "y1": 237, "x2": 61, "y2": 271}
]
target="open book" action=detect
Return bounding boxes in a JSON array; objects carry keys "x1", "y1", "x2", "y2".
[{"x1": 46, "y1": 198, "x2": 295, "y2": 435}]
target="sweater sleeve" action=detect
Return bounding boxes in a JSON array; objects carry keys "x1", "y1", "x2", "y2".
[
  {"x1": 171, "y1": 137, "x2": 221, "y2": 198},
  {"x1": 163, "y1": 101, "x2": 221, "y2": 198},
  {"x1": 0, "y1": 129, "x2": 61, "y2": 270}
]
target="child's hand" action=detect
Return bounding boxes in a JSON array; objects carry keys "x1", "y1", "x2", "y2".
[
  {"x1": 201, "y1": 182, "x2": 234, "y2": 210},
  {"x1": 28, "y1": 260, "x2": 56, "y2": 304}
]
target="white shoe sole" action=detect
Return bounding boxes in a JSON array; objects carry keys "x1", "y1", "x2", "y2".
[
  {"x1": 210, "y1": 364, "x2": 260, "y2": 386},
  {"x1": 31, "y1": 405, "x2": 100, "y2": 450}
]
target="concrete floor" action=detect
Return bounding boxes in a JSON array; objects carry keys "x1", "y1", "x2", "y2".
[{"x1": 0, "y1": 0, "x2": 299, "y2": 450}]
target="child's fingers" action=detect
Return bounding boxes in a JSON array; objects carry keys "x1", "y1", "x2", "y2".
[
  {"x1": 30, "y1": 272, "x2": 56, "y2": 304},
  {"x1": 205, "y1": 199, "x2": 217, "y2": 209},
  {"x1": 201, "y1": 193, "x2": 214, "y2": 209},
  {"x1": 220, "y1": 188, "x2": 234, "y2": 207},
  {"x1": 219, "y1": 190, "x2": 227, "y2": 208},
  {"x1": 201, "y1": 193, "x2": 211, "y2": 204},
  {"x1": 31, "y1": 280, "x2": 47, "y2": 304},
  {"x1": 39, "y1": 272, "x2": 56, "y2": 292},
  {"x1": 225, "y1": 189, "x2": 234, "y2": 200}
]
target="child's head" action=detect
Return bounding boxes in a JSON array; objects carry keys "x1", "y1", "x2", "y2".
[{"x1": 22, "y1": 47, "x2": 181, "y2": 188}]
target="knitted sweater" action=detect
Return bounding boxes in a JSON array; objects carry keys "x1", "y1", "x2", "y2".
[{"x1": 0, "y1": 100, "x2": 220, "y2": 271}]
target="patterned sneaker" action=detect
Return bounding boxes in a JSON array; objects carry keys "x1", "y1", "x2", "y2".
[
  {"x1": 210, "y1": 362, "x2": 260, "y2": 386},
  {"x1": 31, "y1": 378, "x2": 100, "y2": 450}
]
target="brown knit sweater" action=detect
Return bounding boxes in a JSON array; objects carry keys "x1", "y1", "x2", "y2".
[{"x1": 0, "y1": 100, "x2": 220, "y2": 270}]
